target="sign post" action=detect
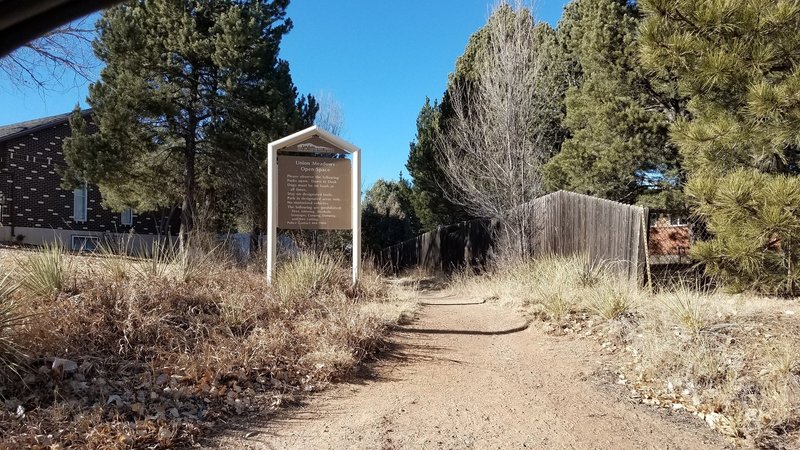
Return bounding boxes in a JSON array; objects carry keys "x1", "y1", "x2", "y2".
[{"x1": 266, "y1": 126, "x2": 361, "y2": 285}]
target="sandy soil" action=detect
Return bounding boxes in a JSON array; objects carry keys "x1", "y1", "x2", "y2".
[{"x1": 212, "y1": 291, "x2": 726, "y2": 449}]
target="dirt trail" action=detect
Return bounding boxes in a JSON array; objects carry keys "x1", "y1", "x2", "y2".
[{"x1": 216, "y1": 292, "x2": 726, "y2": 449}]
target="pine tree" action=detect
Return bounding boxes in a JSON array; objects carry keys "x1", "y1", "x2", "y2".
[
  {"x1": 543, "y1": 0, "x2": 683, "y2": 207},
  {"x1": 405, "y1": 98, "x2": 469, "y2": 231},
  {"x1": 640, "y1": 0, "x2": 800, "y2": 294},
  {"x1": 62, "y1": 0, "x2": 315, "y2": 242}
]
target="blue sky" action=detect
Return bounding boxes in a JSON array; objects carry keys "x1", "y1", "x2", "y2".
[{"x1": 0, "y1": 0, "x2": 570, "y2": 189}]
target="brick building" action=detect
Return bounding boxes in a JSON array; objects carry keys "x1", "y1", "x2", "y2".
[{"x1": 0, "y1": 110, "x2": 178, "y2": 250}]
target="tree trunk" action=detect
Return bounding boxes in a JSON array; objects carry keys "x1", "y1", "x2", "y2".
[{"x1": 180, "y1": 134, "x2": 197, "y2": 252}]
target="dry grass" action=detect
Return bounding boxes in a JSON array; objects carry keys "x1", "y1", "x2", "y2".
[
  {"x1": 448, "y1": 255, "x2": 636, "y2": 324},
  {"x1": 0, "y1": 246, "x2": 414, "y2": 448},
  {"x1": 633, "y1": 291, "x2": 800, "y2": 447},
  {"x1": 454, "y1": 254, "x2": 800, "y2": 447}
]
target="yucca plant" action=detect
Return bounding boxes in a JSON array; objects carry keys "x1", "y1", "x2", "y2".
[
  {"x1": 661, "y1": 284, "x2": 710, "y2": 335},
  {"x1": 587, "y1": 277, "x2": 637, "y2": 320},
  {"x1": 134, "y1": 239, "x2": 174, "y2": 279},
  {"x1": 96, "y1": 235, "x2": 134, "y2": 281},
  {"x1": 0, "y1": 272, "x2": 28, "y2": 382},
  {"x1": 18, "y1": 242, "x2": 70, "y2": 299}
]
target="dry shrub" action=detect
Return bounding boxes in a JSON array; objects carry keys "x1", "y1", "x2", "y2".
[{"x1": 0, "y1": 246, "x2": 412, "y2": 448}]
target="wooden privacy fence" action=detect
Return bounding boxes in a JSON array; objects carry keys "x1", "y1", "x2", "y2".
[
  {"x1": 378, "y1": 190, "x2": 648, "y2": 282},
  {"x1": 378, "y1": 218, "x2": 499, "y2": 274}
]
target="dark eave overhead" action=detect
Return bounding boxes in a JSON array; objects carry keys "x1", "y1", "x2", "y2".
[
  {"x1": 0, "y1": 0, "x2": 123, "y2": 57},
  {"x1": 0, "y1": 109, "x2": 91, "y2": 144}
]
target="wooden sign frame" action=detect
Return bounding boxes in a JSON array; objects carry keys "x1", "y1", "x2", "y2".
[{"x1": 266, "y1": 126, "x2": 361, "y2": 285}]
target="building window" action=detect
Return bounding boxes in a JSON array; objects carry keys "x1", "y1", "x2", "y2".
[
  {"x1": 669, "y1": 216, "x2": 688, "y2": 227},
  {"x1": 73, "y1": 185, "x2": 87, "y2": 223},
  {"x1": 72, "y1": 184, "x2": 89, "y2": 222},
  {"x1": 121, "y1": 208, "x2": 133, "y2": 226},
  {"x1": 71, "y1": 235, "x2": 99, "y2": 252}
]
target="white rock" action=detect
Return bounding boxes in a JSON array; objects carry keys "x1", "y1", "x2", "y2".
[
  {"x1": 705, "y1": 412, "x2": 721, "y2": 428},
  {"x1": 106, "y1": 395, "x2": 123, "y2": 407},
  {"x1": 52, "y1": 358, "x2": 78, "y2": 373}
]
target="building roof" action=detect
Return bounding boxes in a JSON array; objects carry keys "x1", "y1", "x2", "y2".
[{"x1": 0, "y1": 109, "x2": 90, "y2": 144}]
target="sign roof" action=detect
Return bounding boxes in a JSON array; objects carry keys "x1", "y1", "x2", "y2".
[{"x1": 269, "y1": 125, "x2": 360, "y2": 155}]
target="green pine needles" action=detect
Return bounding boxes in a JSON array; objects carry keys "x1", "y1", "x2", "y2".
[
  {"x1": 62, "y1": 0, "x2": 316, "y2": 241},
  {"x1": 640, "y1": 0, "x2": 800, "y2": 295}
]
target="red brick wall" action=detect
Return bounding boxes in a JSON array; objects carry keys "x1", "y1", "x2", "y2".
[{"x1": 648, "y1": 225, "x2": 690, "y2": 256}]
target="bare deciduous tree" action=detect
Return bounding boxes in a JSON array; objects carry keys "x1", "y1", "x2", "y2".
[
  {"x1": 314, "y1": 90, "x2": 345, "y2": 136},
  {"x1": 437, "y1": 1, "x2": 547, "y2": 258},
  {"x1": 0, "y1": 19, "x2": 97, "y2": 90}
]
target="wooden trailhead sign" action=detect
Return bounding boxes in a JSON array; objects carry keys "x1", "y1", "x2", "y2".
[
  {"x1": 278, "y1": 155, "x2": 351, "y2": 230},
  {"x1": 266, "y1": 126, "x2": 362, "y2": 284}
]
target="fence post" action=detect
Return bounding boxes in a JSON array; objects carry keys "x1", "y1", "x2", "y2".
[{"x1": 641, "y1": 207, "x2": 652, "y2": 290}]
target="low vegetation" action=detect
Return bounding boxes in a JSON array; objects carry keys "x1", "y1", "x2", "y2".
[
  {"x1": 0, "y1": 245, "x2": 414, "y2": 448},
  {"x1": 451, "y1": 255, "x2": 800, "y2": 448}
]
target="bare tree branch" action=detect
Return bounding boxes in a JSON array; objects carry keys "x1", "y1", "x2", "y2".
[
  {"x1": 0, "y1": 18, "x2": 98, "y2": 91},
  {"x1": 314, "y1": 90, "x2": 346, "y2": 136}
]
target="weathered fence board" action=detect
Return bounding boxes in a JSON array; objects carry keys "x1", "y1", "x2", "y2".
[{"x1": 378, "y1": 190, "x2": 647, "y2": 282}]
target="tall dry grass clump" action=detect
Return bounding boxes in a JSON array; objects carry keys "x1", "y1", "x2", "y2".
[
  {"x1": 586, "y1": 279, "x2": 637, "y2": 320},
  {"x1": 0, "y1": 245, "x2": 413, "y2": 448},
  {"x1": 275, "y1": 252, "x2": 345, "y2": 306},
  {"x1": 659, "y1": 284, "x2": 711, "y2": 335}
]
